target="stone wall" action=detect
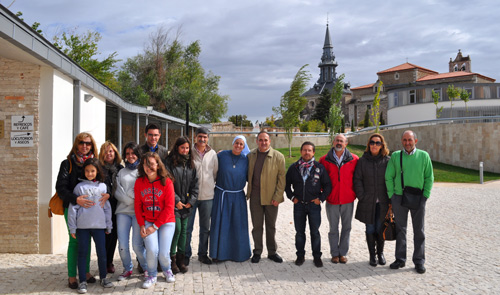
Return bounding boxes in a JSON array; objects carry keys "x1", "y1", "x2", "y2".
[
  {"x1": 347, "y1": 122, "x2": 500, "y2": 173},
  {"x1": 0, "y1": 56, "x2": 40, "y2": 253}
]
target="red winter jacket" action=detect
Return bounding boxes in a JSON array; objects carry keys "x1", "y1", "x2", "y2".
[
  {"x1": 134, "y1": 176, "x2": 175, "y2": 228},
  {"x1": 319, "y1": 148, "x2": 359, "y2": 205}
]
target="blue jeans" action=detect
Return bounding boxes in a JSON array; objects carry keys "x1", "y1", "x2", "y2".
[
  {"x1": 76, "y1": 228, "x2": 106, "y2": 283},
  {"x1": 185, "y1": 199, "x2": 213, "y2": 258},
  {"x1": 366, "y1": 203, "x2": 383, "y2": 234},
  {"x1": 117, "y1": 213, "x2": 147, "y2": 272},
  {"x1": 143, "y1": 221, "x2": 175, "y2": 277},
  {"x1": 294, "y1": 202, "x2": 322, "y2": 258}
]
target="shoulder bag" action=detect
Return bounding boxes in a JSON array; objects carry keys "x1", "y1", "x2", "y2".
[{"x1": 48, "y1": 159, "x2": 72, "y2": 218}]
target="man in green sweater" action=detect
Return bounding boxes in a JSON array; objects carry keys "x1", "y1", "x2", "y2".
[{"x1": 385, "y1": 130, "x2": 434, "y2": 274}]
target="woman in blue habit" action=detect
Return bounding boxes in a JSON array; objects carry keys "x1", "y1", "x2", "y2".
[{"x1": 209, "y1": 135, "x2": 251, "y2": 262}]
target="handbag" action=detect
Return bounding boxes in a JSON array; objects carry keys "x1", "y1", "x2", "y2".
[
  {"x1": 400, "y1": 152, "x2": 423, "y2": 210},
  {"x1": 383, "y1": 204, "x2": 396, "y2": 241},
  {"x1": 48, "y1": 159, "x2": 72, "y2": 218}
]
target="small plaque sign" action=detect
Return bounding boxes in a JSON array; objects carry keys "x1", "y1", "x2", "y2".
[
  {"x1": 11, "y1": 132, "x2": 34, "y2": 147},
  {"x1": 11, "y1": 115, "x2": 34, "y2": 131}
]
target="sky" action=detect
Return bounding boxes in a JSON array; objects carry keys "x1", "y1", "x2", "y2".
[{"x1": 4, "y1": 0, "x2": 499, "y2": 124}]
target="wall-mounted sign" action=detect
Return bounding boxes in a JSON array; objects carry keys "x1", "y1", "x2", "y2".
[
  {"x1": 11, "y1": 115, "x2": 34, "y2": 131},
  {"x1": 11, "y1": 132, "x2": 34, "y2": 147},
  {"x1": 0, "y1": 120, "x2": 4, "y2": 138}
]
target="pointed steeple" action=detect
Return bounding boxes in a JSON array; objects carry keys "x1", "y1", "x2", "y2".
[{"x1": 317, "y1": 23, "x2": 337, "y2": 84}]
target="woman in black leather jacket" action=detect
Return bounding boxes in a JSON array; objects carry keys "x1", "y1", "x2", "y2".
[
  {"x1": 165, "y1": 136, "x2": 199, "y2": 274},
  {"x1": 353, "y1": 133, "x2": 390, "y2": 267},
  {"x1": 56, "y1": 132, "x2": 109, "y2": 289}
]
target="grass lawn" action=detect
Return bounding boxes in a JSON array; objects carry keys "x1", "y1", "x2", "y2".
[{"x1": 276, "y1": 145, "x2": 500, "y2": 183}]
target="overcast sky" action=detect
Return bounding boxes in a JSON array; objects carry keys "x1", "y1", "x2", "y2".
[{"x1": 5, "y1": 0, "x2": 499, "y2": 123}]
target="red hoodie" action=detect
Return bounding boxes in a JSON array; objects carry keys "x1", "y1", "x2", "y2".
[{"x1": 134, "y1": 176, "x2": 175, "y2": 228}]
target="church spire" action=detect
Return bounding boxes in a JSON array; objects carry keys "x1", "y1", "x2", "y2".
[{"x1": 318, "y1": 23, "x2": 337, "y2": 84}]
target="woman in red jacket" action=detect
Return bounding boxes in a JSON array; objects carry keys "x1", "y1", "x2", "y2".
[{"x1": 134, "y1": 152, "x2": 176, "y2": 289}]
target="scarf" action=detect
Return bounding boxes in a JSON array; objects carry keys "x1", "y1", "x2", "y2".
[
  {"x1": 180, "y1": 154, "x2": 190, "y2": 166},
  {"x1": 298, "y1": 157, "x2": 315, "y2": 179},
  {"x1": 75, "y1": 151, "x2": 94, "y2": 164},
  {"x1": 125, "y1": 159, "x2": 140, "y2": 170}
]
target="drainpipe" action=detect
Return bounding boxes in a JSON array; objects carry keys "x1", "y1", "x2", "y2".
[
  {"x1": 117, "y1": 108, "x2": 122, "y2": 152},
  {"x1": 73, "y1": 80, "x2": 81, "y2": 138}
]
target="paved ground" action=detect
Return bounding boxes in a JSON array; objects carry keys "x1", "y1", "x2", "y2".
[{"x1": 1, "y1": 181, "x2": 499, "y2": 294}]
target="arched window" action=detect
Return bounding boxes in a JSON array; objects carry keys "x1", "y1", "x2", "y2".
[{"x1": 454, "y1": 64, "x2": 458, "y2": 72}]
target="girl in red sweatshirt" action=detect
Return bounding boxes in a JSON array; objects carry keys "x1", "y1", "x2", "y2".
[{"x1": 134, "y1": 152, "x2": 175, "y2": 289}]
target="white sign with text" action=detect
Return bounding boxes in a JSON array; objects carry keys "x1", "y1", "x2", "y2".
[{"x1": 11, "y1": 115, "x2": 34, "y2": 131}]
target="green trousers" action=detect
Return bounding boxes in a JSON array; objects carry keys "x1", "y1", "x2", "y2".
[
  {"x1": 64, "y1": 208, "x2": 91, "y2": 277},
  {"x1": 171, "y1": 217, "x2": 188, "y2": 255}
]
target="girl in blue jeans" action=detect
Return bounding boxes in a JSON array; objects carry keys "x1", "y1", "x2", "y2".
[
  {"x1": 114, "y1": 142, "x2": 148, "y2": 280},
  {"x1": 68, "y1": 158, "x2": 114, "y2": 293},
  {"x1": 134, "y1": 152, "x2": 176, "y2": 289}
]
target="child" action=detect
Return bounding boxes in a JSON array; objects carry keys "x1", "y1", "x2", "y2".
[
  {"x1": 68, "y1": 158, "x2": 114, "y2": 294},
  {"x1": 134, "y1": 152, "x2": 176, "y2": 289}
]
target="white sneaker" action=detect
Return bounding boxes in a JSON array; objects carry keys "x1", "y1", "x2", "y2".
[
  {"x1": 164, "y1": 270, "x2": 175, "y2": 283},
  {"x1": 77, "y1": 282, "x2": 87, "y2": 294},
  {"x1": 141, "y1": 276, "x2": 157, "y2": 289}
]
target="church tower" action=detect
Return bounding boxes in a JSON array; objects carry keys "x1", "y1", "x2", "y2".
[
  {"x1": 449, "y1": 49, "x2": 471, "y2": 73},
  {"x1": 317, "y1": 23, "x2": 338, "y2": 85}
]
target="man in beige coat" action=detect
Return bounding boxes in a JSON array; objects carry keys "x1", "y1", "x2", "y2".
[{"x1": 247, "y1": 131, "x2": 286, "y2": 263}]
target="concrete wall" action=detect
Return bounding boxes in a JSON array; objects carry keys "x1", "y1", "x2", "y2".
[
  {"x1": 347, "y1": 122, "x2": 500, "y2": 173},
  {"x1": 209, "y1": 134, "x2": 331, "y2": 152}
]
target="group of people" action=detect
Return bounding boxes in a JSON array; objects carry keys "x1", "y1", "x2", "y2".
[
  {"x1": 56, "y1": 125, "x2": 433, "y2": 294},
  {"x1": 285, "y1": 130, "x2": 433, "y2": 275}
]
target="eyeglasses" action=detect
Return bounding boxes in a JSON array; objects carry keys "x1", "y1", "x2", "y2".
[
  {"x1": 79, "y1": 141, "x2": 92, "y2": 146},
  {"x1": 369, "y1": 141, "x2": 382, "y2": 146}
]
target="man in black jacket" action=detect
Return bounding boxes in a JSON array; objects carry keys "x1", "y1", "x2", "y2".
[
  {"x1": 285, "y1": 142, "x2": 332, "y2": 267},
  {"x1": 139, "y1": 123, "x2": 168, "y2": 161}
]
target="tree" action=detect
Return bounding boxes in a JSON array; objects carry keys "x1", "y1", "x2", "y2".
[
  {"x1": 311, "y1": 88, "x2": 331, "y2": 124},
  {"x1": 460, "y1": 88, "x2": 470, "y2": 113},
  {"x1": 379, "y1": 111, "x2": 386, "y2": 125},
  {"x1": 446, "y1": 84, "x2": 461, "y2": 118},
  {"x1": 370, "y1": 80, "x2": 383, "y2": 132},
  {"x1": 264, "y1": 115, "x2": 277, "y2": 128},
  {"x1": 15, "y1": 12, "x2": 42, "y2": 35},
  {"x1": 53, "y1": 30, "x2": 120, "y2": 90},
  {"x1": 351, "y1": 119, "x2": 355, "y2": 132},
  {"x1": 327, "y1": 73, "x2": 346, "y2": 145},
  {"x1": 300, "y1": 120, "x2": 325, "y2": 132},
  {"x1": 117, "y1": 26, "x2": 229, "y2": 123},
  {"x1": 432, "y1": 89, "x2": 444, "y2": 118},
  {"x1": 228, "y1": 115, "x2": 253, "y2": 128},
  {"x1": 273, "y1": 65, "x2": 311, "y2": 157},
  {"x1": 341, "y1": 118, "x2": 345, "y2": 133},
  {"x1": 363, "y1": 108, "x2": 370, "y2": 128}
]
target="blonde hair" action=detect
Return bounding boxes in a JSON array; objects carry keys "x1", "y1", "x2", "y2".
[
  {"x1": 99, "y1": 141, "x2": 122, "y2": 165},
  {"x1": 364, "y1": 133, "x2": 390, "y2": 156}
]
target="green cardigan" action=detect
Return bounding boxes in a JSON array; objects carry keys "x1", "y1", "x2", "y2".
[{"x1": 385, "y1": 149, "x2": 434, "y2": 199}]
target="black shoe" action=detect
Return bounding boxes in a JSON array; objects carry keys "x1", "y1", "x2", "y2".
[
  {"x1": 198, "y1": 255, "x2": 213, "y2": 265},
  {"x1": 377, "y1": 253, "x2": 386, "y2": 265},
  {"x1": 268, "y1": 253, "x2": 283, "y2": 263},
  {"x1": 251, "y1": 254, "x2": 261, "y2": 263},
  {"x1": 185, "y1": 256, "x2": 190, "y2": 266},
  {"x1": 313, "y1": 257, "x2": 323, "y2": 268},
  {"x1": 295, "y1": 256, "x2": 305, "y2": 266},
  {"x1": 390, "y1": 259, "x2": 406, "y2": 269},
  {"x1": 415, "y1": 264, "x2": 426, "y2": 274}
]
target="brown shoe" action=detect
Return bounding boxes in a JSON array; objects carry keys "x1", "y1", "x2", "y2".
[
  {"x1": 331, "y1": 256, "x2": 339, "y2": 264},
  {"x1": 171, "y1": 254, "x2": 180, "y2": 274},
  {"x1": 339, "y1": 256, "x2": 348, "y2": 264}
]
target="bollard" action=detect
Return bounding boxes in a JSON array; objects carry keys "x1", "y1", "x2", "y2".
[{"x1": 479, "y1": 162, "x2": 484, "y2": 184}]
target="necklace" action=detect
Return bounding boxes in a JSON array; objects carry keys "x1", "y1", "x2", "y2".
[{"x1": 230, "y1": 153, "x2": 241, "y2": 168}]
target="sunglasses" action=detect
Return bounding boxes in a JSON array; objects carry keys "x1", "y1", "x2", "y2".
[
  {"x1": 369, "y1": 140, "x2": 382, "y2": 146},
  {"x1": 79, "y1": 141, "x2": 92, "y2": 146}
]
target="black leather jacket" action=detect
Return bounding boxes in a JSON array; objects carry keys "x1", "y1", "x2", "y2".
[
  {"x1": 55, "y1": 155, "x2": 83, "y2": 208},
  {"x1": 166, "y1": 158, "x2": 199, "y2": 218}
]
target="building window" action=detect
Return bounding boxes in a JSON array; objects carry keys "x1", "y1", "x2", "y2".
[
  {"x1": 432, "y1": 88, "x2": 442, "y2": 101},
  {"x1": 394, "y1": 92, "x2": 399, "y2": 107},
  {"x1": 367, "y1": 105, "x2": 371, "y2": 110},
  {"x1": 454, "y1": 64, "x2": 458, "y2": 72},
  {"x1": 310, "y1": 101, "x2": 315, "y2": 108},
  {"x1": 461, "y1": 63, "x2": 466, "y2": 71},
  {"x1": 394, "y1": 72, "x2": 400, "y2": 80},
  {"x1": 464, "y1": 88, "x2": 473, "y2": 99},
  {"x1": 409, "y1": 90, "x2": 416, "y2": 104}
]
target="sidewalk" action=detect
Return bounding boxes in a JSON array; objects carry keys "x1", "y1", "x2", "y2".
[{"x1": 1, "y1": 181, "x2": 499, "y2": 294}]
